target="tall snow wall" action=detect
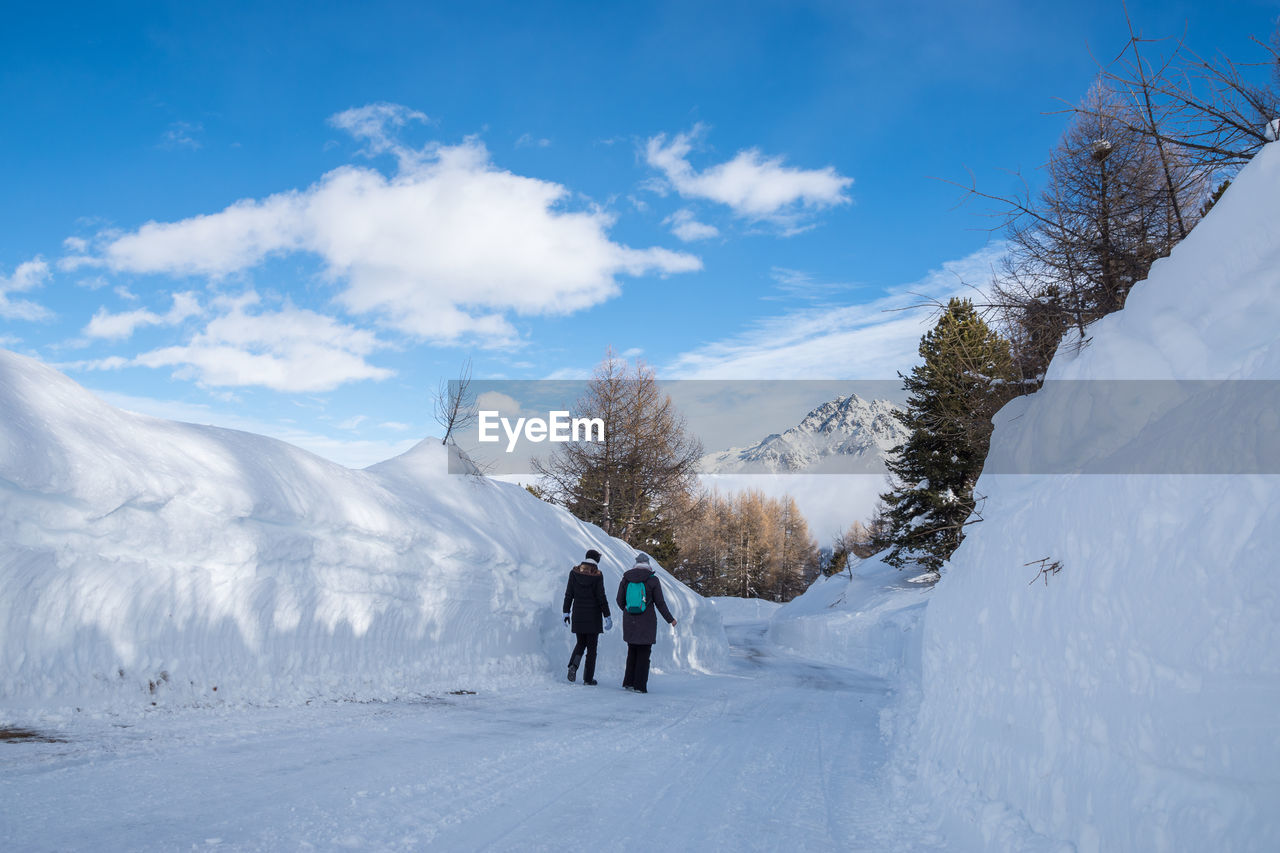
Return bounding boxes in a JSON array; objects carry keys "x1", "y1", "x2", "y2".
[
  {"x1": 0, "y1": 353, "x2": 728, "y2": 712},
  {"x1": 915, "y1": 142, "x2": 1280, "y2": 851}
]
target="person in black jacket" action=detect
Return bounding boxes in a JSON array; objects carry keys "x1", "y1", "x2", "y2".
[
  {"x1": 562, "y1": 548, "x2": 612, "y2": 685},
  {"x1": 615, "y1": 552, "x2": 676, "y2": 693}
]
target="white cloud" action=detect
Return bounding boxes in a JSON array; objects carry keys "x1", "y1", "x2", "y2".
[
  {"x1": 328, "y1": 103, "x2": 429, "y2": 169},
  {"x1": 645, "y1": 125, "x2": 852, "y2": 225},
  {"x1": 56, "y1": 355, "x2": 131, "y2": 371},
  {"x1": 83, "y1": 291, "x2": 201, "y2": 340},
  {"x1": 474, "y1": 391, "x2": 530, "y2": 418},
  {"x1": 63, "y1": 236, "x2": 89, "y2": 253},
  {"x1": 0, "y1": 259, "x2": 52, "y2": 321},
  {"x1": 131, "y1": 294, "x2": 393, "y2": 392},
  {"x1": 664, "y1": 209, "x2": 720, "y2": 242},
  {"x1": 70, "y1": 292, "x2": 393, "y2": 393},
  {"x1": 82, "y1": 106, "x2": 701, "y2": 346},
  {"x1": 543, "y1": 366, "x2": 592, "y2": 380},
  {"x1": 667, "y1": 245, "x2": 1005, "y2": 379}
]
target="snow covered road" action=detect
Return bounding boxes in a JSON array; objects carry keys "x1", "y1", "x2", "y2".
[{"x1": 1, "y1": 620, "x2": 952, "y2": 852}]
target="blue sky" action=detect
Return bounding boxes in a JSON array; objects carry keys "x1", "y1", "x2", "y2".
[{"x1": 2, "y1": 0, "x2": 1276, "y2": 467}]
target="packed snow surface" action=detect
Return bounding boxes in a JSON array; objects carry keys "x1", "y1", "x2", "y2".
[
  {"x1": 0, "y1": 350, "x2": 727, "y2": 711},
  {"x1": 915, "y1": 143, "x2": 1280, "y2": 850},
  {"x1": 0, "y1": 613, "x2": 966, "y2": 852},
  {"x1": 701, "y1": 393, "x2": 907, "y2": 474}
]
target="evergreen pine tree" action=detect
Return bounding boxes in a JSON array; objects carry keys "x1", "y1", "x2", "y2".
[{"x1": 881, "y1": 298, "x2": 1017, "y2": 572}]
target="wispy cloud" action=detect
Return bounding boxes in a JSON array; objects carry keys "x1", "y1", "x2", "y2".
[
  {"x1": 0, "y1": 259, "x2": 52, "y2": 321},
  {"x1": 71, "y1": 104, "x2": 701, "y2": 347},
  {"x1": 133, "y1": 293, "x2": 393, "y2": 392},
  {"x1": 667, "y1": 244, "x2": 1004, "y2": 379},
  {"x1": 159, "y1": 120, "x2": 203, "y2": 150},
  {"x1": 664, "y1": 208, "x2": 720, "y2": 242},
  {"x1": 329, "y1": 103, "x2": 429, "y2": 169},
  {"x1": 69, "y1": 292, "x2": 394, "y2": 393},
  {"x1": 515, "y1": 132, "x2": 551, "y2": 149},
  {"x1": 83, "y1": 292, "x2": 201, "y2": 340},
  {"x1": 645, "y1": 125, "x2": 852, "y2": 230},
  {"x1": 766, "y1": 267, "x2": 858, "y2": 301}
]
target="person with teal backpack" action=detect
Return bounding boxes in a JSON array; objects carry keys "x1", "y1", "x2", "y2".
[{"x1": 615, "y1": 552, "x2": 676, "y2": 693}]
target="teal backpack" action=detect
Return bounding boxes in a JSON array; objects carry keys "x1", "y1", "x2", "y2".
[{"x1": 625, "y1": 574, "x2": 652, "y2": 614}]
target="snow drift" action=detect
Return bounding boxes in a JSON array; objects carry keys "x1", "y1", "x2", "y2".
[
  {"x1": 768, "y1": 558, "x2": 929, "y2": 681},
  {"x1": 915, "y1": 142, "x2": 1280, "y2": 851},
  {"x1": 0, "y1": 354, "x2": 727, "y2": 711}
]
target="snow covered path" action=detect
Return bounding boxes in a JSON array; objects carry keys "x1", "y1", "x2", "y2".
[{"x1": 1, "y1": 621, "x2": 951, "y2": 852}]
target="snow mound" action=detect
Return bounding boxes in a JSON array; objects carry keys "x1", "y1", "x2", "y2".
[
  {"x1": 915, "y1": 143, "x2": 1280, "y2": 850},
  {"x1": 768, "y1": 557, "x2": 929, "y2": 680},
  {"x1": 707, "y1": 595, "x2": 782, "y2": 626},
  {"x1": 0, "y1": 351, "x2": 728, "y2": 711}
]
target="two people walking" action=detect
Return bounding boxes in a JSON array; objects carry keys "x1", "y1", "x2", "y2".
[{"x1": 562, "y1": 549, "x2": 677, "y2": 693}]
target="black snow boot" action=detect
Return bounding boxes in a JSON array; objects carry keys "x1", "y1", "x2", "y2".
[
  {"x1": 583, "y1": 678, "x2": 598, "y2": 686},
  {"x1": 567, "y1": 651, "x2": 582, "y2": 682}
]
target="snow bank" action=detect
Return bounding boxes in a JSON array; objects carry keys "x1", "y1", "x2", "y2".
[
  {"x1": 707, "y1": 595, "x2": 782, "y2": 625},
  {"x1": 768, "y1": 558, "x2": 929, "y2": 681},
  {"x1": 915, "y1": 142, "x2": 1280, "y2": 850},
  {"x1": 0, "y1": 352, "x2": 727, "y2": 712}
]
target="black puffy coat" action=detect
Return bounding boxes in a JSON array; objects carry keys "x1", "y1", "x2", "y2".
[
  {"x1": 615, "y1": 567, "x2": 674, "y2": 646},
  {"x1": 563, "y1": 564, "x2": 610, "y2": 633}
]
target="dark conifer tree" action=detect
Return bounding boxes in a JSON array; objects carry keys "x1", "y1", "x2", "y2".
[{"x1": 881, "y1": 298, "x2": 1017, "y2": 572}]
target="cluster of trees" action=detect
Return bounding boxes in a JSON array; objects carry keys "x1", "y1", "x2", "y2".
[
  {"x1": 852, "y1": 19, "x2": 1279, "y2": 574},
  {"x1": 532, "y1": 351, "x2": 821, "y2": 602},
  {"x1": 980, "y1": 18, "x2": 1279, "y2": 380},
  {"x1": 825, "y1": 513, "x2": 889, "y2": 578},
  {"x1": 533, "y1": 352, "x2": 703, "y2": 561},
  {"x1": 669, "y1": 489, "x2": 821, "y2": 602}
]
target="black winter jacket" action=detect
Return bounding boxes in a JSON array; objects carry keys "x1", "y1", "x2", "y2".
[
  {"x1": 563, "y1": 564, "x2": 610, "y2": 634},
  {"x1": 615, "y1": 567, "x2": 674, "y2": 645}
]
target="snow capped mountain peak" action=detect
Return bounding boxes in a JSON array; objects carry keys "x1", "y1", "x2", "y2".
[{"x1": 702, "y1": 393, "x2": 907, "y2": 474}]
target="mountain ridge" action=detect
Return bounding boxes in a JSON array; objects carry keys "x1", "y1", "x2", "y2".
[{"x1": 701, "y1": 392, "x2": 907, "y2": 474}]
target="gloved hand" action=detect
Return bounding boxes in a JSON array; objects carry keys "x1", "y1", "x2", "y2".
[
  {"x1": 604, "y1": 616, "x2": 613, "y2": 631},
  {"x1": 563, "y1": 612, "x2": 571, "y2": 628}
]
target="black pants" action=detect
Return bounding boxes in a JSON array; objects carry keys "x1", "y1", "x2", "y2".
[
  {"x1": 623, "y1": 643, "x2": 652, "y2": 692},
  {"x1": 570, "y1": 632, "x2": 599, "y2": 682}
]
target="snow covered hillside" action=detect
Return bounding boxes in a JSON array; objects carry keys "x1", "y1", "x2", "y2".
[
  {"x1": 915, "y1": 142, "x2": 1280, "y2": 850},
  {"x1": 0, "y1": 351, "x2": 727, "y2": 712},
  {"x1": 701, "y1": 393, "x2": 907, "y2": 474}
]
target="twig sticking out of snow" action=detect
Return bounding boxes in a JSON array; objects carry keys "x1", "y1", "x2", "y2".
[{"x1": 1026, "y1": 557, "x2": 1064, "y2": 586}]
